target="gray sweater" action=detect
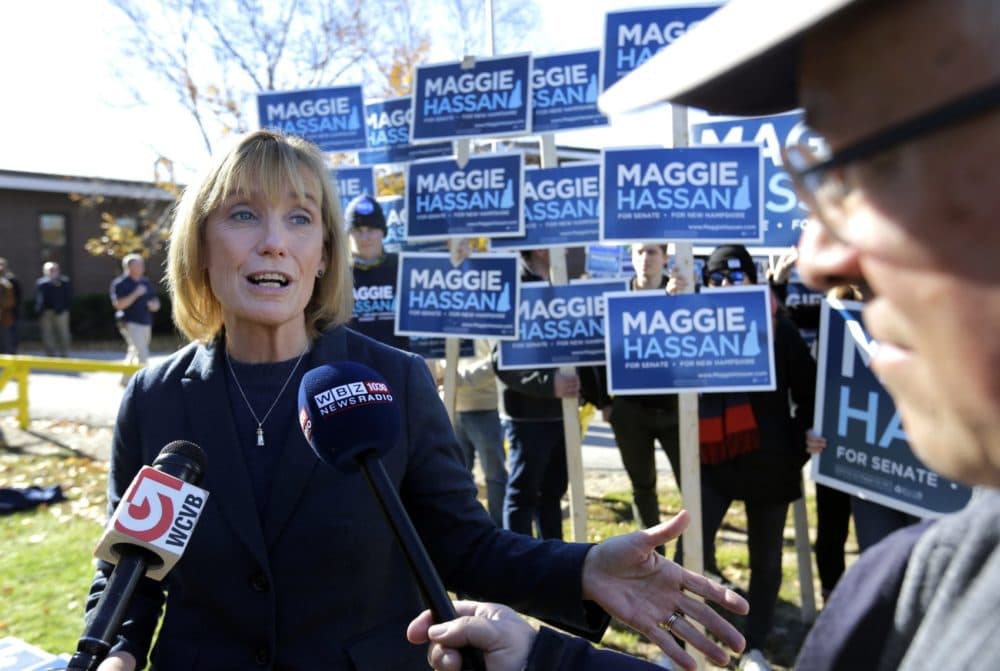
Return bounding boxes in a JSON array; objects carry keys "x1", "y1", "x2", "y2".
[{"x1": 880, "y1": 488, "x2": 1000, "y2": 670}]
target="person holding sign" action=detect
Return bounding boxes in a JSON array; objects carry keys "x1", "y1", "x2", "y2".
[
  {"x1": 346, "y1": 192, "x2": 410, "y2": 351},
  {"x1": 494, "y1": 249, "x2": 610, "y2": 540},
  {"x1": 85, "y1": 130, "x2": 750, "y2": 671},
  {"x1": 690, "y1": 245, "x2": 817, "y2": 671},
  {"x1": 410, "y1": 0, "x2": 1000, "y2": 669},
  {"x1": 608, "y1": 243, "x2": 689, "y2": 549},
  {"x1": 606, "y1": 0, "x2": 1000, "y2": 669}
]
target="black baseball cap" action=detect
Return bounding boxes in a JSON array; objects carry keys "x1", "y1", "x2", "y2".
[{"x1": 344, "y1": 194, "x2": 387, "y2": 234}]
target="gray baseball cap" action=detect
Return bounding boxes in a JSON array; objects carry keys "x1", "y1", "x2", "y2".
[{"x1": 598, "y1": 0, "x2": 862, "y2": 117}]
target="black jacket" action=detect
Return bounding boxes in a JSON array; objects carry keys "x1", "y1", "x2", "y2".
[
  {"x1": 701, "y1": 315, "x2": 817, "y2": 504},
  {"x1": 492, "y1": 264, "x2": 609, "y2": 421}
]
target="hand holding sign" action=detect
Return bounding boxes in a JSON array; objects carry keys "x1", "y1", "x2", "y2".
[{"x1": 553, "y1": 372, "x2": 580, "y2": 399}]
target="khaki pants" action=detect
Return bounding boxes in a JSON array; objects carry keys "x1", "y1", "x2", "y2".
[
  {"x1": 119, "y1": 320, "x2": 151, "y2": 384},
  {"x1": 39, "y1": 309, "x2": 71, "y2": 357}
]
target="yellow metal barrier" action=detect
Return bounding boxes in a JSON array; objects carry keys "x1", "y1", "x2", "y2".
[{"x1": 0, "y1": 354, "x2": 143, "y2": 429}]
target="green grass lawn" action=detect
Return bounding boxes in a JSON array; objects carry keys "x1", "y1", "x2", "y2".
[
  {"x1": 2, "y1": 444, "x2": 850, "y2": 668},
  {"x1": 0, "y1": 454, "x2": 108, "y2": 654}
]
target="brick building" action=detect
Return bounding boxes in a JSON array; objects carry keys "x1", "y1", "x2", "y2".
[{"x1": 0, "y1": 170, "x2": 176, "y2": 341}]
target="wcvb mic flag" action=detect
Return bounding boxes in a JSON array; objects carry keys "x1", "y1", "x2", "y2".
[{"x1": 95, "y1": 466, "x2": 209, "y2": 581}]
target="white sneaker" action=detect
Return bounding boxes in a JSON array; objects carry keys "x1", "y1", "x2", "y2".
[{"x1": 739, "y1": 648, "x2": 772, "y2": 671}]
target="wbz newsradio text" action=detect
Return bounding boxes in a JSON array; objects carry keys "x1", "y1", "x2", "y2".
[{"x1": 314, "y1": 380, "x2": 394, "y2": 415}]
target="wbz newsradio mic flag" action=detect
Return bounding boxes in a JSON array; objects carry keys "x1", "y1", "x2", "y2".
[
  {"x1": 256, "y1": 85, "x2": 368, "y2": 152},
  {"x1": 605, "y1": 285, "x2": 775, "y2": 395},
  {"x1": 601, "y1": 145, "x2": 764, "y2": 245},
  {"x1": 692, "y1": 111, "x2": 822, "y2": 251},
  {"x1": 498, "y1": 279, "x2": 628, "y2": 370},
  {"x1": 812, "y1": 300, "x2": 972, "y2": 517},
  {"x1": 490, "y1": 163, "x2": 601, "y2": 251},
  {"x1": 297, "y1": 363, "x2": 488, "y2": 671}
]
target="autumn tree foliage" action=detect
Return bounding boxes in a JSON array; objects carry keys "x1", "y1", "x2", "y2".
[{"x1": 86, "y1": 0, "x2": 537, "y2": 260}]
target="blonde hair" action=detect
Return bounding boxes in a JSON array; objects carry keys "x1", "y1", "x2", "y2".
[{"x1": 166, "y1": 130, "x2": 353, "y2": 343}]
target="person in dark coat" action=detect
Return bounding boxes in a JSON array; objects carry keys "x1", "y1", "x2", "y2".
[
  {"x1": 83, "y1": 130, "x2": 750, "y2": 671},
  {"x1": 695, "y1": 245, "x2": 816, "y2": 670}
]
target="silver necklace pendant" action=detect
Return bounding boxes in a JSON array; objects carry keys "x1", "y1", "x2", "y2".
[{"x1": 226, "y1": 343, "x2": 309, "y2": 451}]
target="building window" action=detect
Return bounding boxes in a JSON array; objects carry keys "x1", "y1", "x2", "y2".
[{"x1": 39, "y1": 213, "x2": 67, "y2": 267}]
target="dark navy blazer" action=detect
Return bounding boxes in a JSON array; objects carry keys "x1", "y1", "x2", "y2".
[{"x1": 88, "y1": 326, "x2": 606, "y2": 670}]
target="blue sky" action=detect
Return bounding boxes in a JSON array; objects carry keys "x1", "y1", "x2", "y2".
[{"x1": 0, "y1": 0, "x2": 697, "y2": 183}]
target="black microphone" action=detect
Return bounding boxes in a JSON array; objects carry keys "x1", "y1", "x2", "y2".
[
  {"x1": 298, "y1": 362, "x2": 486, "y2": 671},
  {"x1": 67, "y1": 440, "x2": 209, "y2": 671}
]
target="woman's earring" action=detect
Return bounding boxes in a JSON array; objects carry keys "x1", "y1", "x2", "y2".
[{"x1": 316, "y1": 268, "x2": 325, "y2": 278}]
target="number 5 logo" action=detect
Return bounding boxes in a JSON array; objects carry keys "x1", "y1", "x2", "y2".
[{"x1": 115, "y1": 468, "x2": 182, "y2": 542}]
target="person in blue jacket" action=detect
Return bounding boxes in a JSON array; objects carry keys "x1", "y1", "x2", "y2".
[{"x1": 83, "y1": 129, "x2": 748, "y2": 671}]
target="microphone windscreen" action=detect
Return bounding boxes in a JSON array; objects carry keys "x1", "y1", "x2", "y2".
[
  {"x1": 152, "y1": 440, "x2": 207, "y2": 485},
  {"x1": 298, "y1": 362, "x2": 401, "y2": 472}
]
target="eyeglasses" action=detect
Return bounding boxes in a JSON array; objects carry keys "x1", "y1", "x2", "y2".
[
  {"x1": 706, "y1": 269, "x2": 746, "y2": 286},
  {"x1": 782, "y1": 80, "x2": 1000, "y2": 245}
]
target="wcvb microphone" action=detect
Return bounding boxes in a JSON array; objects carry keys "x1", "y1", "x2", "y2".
[
  {"x1": 68, "y1": 440, "x2": 209, "y2": 671},
  {"x1": 298, "y1": 362, "x2": 486, "y2": 671}
]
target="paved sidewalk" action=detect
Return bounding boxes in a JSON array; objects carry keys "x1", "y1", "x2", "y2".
[{"x1": 0, "y1": 350, "x2": 675, "y2": 498}]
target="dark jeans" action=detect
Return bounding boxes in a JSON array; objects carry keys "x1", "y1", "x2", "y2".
[
  {"x1": 455, "y1": 409, "x2": 508, "y2": 527},
  {"x1": 702, "y1": 479, "x2": 789, "y2": 650},
  {"x1": 0, "y1": 324, "x2": 13, "y2": 354},
  {"x1": 503, "y1": 419, "x2": 567, "y2": 540},
  {"x1": 814, "y1": 483, "x2": 852, "y2": 595},
  {"x1": 852, "y1": 496, "x2": 921, "y2": 552},
  {"x1": 609, "y1": 396, "x2": 682, "y2": 530}
]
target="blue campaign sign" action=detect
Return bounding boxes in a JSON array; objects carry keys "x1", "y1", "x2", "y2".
[
  {"x1": 408, "y1": 336, "x2": 475, "y2": 359},
  {"x1": 412, "y1": 53, "x2": 532, "y2": 141},
  {"x1": 601, "y1": 145, "x2": 764, "y2": 244},
  {"x1": 605, "y1": 285, "x2": 775, "y2": 394},
  {"x1": 785, "y1": 275, "x2": 824, "y2": 348},
  {"x1": 395, "y1": 253, "x2": 520, "y2": 339},
  {"x1": 381, "y1": 196, "x2": 448, "y2": 254},
  {"x1": 602, "y1": 5, "x2": 720, "y2": 91},
  {"x1": 811, "y1": 300, "x2": 972, "y2": 517},
  {"x1": 692, "y1": 111, "x2": 824, "y2": 250},
  {"x1": 0, "y1": 637, "x2": 68, "y2": 669},
  {"x1": 531, "y1": 50, "x2": 608, "y2": 133},
  {"x1": 499, "y1": 279, "x2": 628, "y2": 370},
  {"x1": 357, "y1": 97, "x2": 453, "y2": 165},
  {"x1": 491, "y1": 163, "x2": 601, "y2": 250},
  {"x1": 330, "y1": 165, "x2": 375, "y2": 214},
  {"x1": 257, "y1": 85, "x2": 368, "y2": 152},
  {"x1": 586, "y1": 244, "x2": 628, "y2": 278},
  {"x1": 406, "y1": 153, "x2": 524, "y2": 240}
]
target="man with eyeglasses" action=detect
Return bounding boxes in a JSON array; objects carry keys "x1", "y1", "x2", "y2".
[
  {"x1": 407, "y1": 0, "x2": 1000, "y2": 670},
  {"x1": 600, "y1": 2, "x2": 998, "y2": 668}
]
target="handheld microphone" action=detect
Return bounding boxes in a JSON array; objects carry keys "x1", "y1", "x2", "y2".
[
  {"x1": 298, "y1": 362, "x2": 486, "y2": 671},
  {"x1": 68, "y1": 441, "x2": 208, "y2": 671}
]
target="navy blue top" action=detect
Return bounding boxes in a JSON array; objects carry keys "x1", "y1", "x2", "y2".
[
  {"x1": 350, "y1": 252, "x2": 410, "y2": 351},
  {"x1": 224, "y1": 353, "x2": 307, "y2": 519},
  {"x1": 110, "y1": 275, "x2": 156, "y2": 325},
  {"x1": 34, "y1": 276, "x2": 72, "y2": 313}
]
